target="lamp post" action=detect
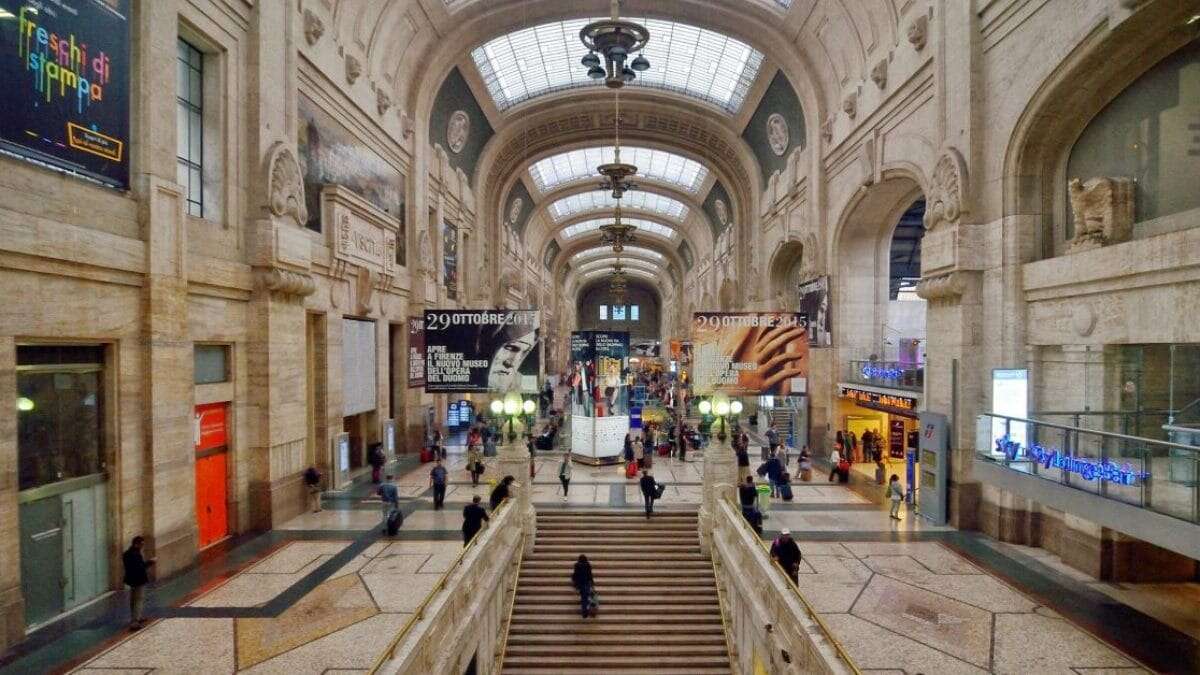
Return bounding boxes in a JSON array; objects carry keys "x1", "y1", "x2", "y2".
[
  {"x1": 698, "y1": 394, "x2": 741, "y2": 554},
  {"x1": 492, "y1": 391, "x2": 537, "y2": 553}
]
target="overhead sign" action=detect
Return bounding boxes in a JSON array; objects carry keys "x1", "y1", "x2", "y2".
[
  {"x1": 692, "y1": 312, "x2": 808, "y2": 396},
  {"x1": 840, "y1": 386, "x2": 918, "y2": 412},
  {"x1": 423, "y1": 309, "x2": 540, "y2": 393},
  {"x1": 1025, "y1": 443, "x2": 1148, "y2": 485},
  {"x1": 0, "y1": 0, "x2": 131, "y2": 187}
]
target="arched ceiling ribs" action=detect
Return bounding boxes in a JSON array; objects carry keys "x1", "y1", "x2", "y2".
[
  {"x1": 546, "y1": 190, "x2": 689, "y2": 223},
  {"x1": 559, "y1": 216, "x2": 679, "y2": 241},
  {"x1": 529, "y1": 145, "x2": 710, "y2": 195}
]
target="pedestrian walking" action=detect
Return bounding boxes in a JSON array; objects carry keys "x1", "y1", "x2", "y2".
[
  {"x1": 766, "y1": 422, "x2": 779, "y2": 451},
  {"x1": 769, "y1": 528, "x2": 802, "y2": 585},
  {"x1": 378, "y1": 474, "x2": 399, "y2": 532},
  {"x1": 122, "y1": 536, "x2": 155, "y2": 631},
  {"x1": 888, "y1": 474, "x2": 905, "y2": 520},
  {"x1": 623, "y1": 433, "x2": 635, "y2": 464},
  {"x1": 429, "y1": 459, "x2": 448, "y2": 509},
  {"x1": 462, "y1": 495, "x2": 490, "y2": 545},
  {"x1": 558, "y1": 452, "x2": 573, "y2": 499},
  {"x1": 828, "y1": 445, "x2": 843, "y2": 482},
  {"x1": 739, "y1": 475, "x2": 757, "y2": 508},
  {"x1": 572, "y1": 554, "x2": 596, "y2": 618},
  {"x1": 466, "y1": 442, "x2": 484, "y2": 486},
  {"x1": 639, "y1": 470, "x2": 657, "y2": 518}
]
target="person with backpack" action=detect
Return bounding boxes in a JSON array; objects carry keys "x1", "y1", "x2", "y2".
[
  {"x1": 558, "y1": 451, "x2": 573, "y2": 500},
  {"x1": 377, "y1": 475, "x2": 400, "y2": 534},
  {"x1": 462, "y1": 495, "x2": 489, "y2": 545},
  {"x1": 769, "y1": 529, "x2": 802, "y2": 584},
  {"x1": 888, "y1": 474, "x2": 905, "y2": 520},
  {"x1": 572, "y1": 554, "x2": 596, "y2": 619},
  {"x1": 639, "y1": 470, "x2": 657, "y2": 518}
]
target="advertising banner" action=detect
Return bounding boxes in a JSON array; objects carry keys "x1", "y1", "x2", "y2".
[
  {"x1": 797, "y1": 276, "x2": 831, "y2": 347},
  {"x1": 0, "y1": 0, "x2": 131, "y2": 187},
  {"x1": 692, "y1": 312, "x2": 809, "y2": 396},
  {"x1": 423, "y1": 309, "x2": 540, "y2": 393},
  {"x1": 569, "y1": 331, "x2": 630, "y2": 417},
  {"x1": 407, "y1": 315, "x2": 425, "y2": 388},
  {"x1": 443, "y1": 221, "x2": 458, "y2": 300}
]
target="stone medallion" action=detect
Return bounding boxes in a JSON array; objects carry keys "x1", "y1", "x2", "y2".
[
  {"x1": 508, "y1": 196, "x2": 524, "y2": 225},
  {"x1": 767, "y1": 112, "x2": 789, "y2": 156},
  {"x1": 447, "y1": 110, "x2": 470, "y2": 154}
]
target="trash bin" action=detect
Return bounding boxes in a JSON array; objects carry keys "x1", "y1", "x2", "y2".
[{"x1": 756, "y1": 483, "x2": 772, "y2": 516}]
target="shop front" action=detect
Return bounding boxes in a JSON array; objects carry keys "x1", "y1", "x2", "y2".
[{"x1": 836, "y1": 384, "x2": 921, "y2": 485}]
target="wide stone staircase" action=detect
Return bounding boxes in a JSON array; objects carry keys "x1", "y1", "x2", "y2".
[{"x1": 501, "y1": 510, "x2": 732, "y2": 674}]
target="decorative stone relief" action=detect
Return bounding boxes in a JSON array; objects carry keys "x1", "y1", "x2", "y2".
[
  {"x1": 820, "y1": 116, "x2": 834, "y2": 144},
  {"x1": 344, "y1": 55, "x2": 362, "y2": 85},
  {"x1": 915, "y1": 271, "x2": 965, "y2": 300},
  {"x1": 447, "y1": 110, "x2": 470, "y2": 154},
  {"x1": 766, "y1": 113, "x2": 789, "y2": 156},
  {"x1": 798, "y1": 232, "x2": 821, "y2": 278},
  {"x1": 355, "y1": 266, "x2": 376, "y2": 315},
  {"x1": 871, "y1": 58, "x2": 888, "y2": 89},
  {"x1": 399, "y1": 110, "x2": 415, "y2": 139},
  {"x1": 508, "y1": 197, "x2": 524, "y2": 225},
  {"x1": 267, "y1": 143, "x2": 308, "y2": 227},
  {"x1": 261, "y1": 267, "x2": 316, "y2": 298},
  {"x1": 923, "y1": 148, "x2": 968, "y2": 232},
  {"x1": 907, "y1": 14, "x2": 928, "y2": 51},
  {"x1": 418, "y1": 229, "x2": 435, "y2": 278},
  {"x1": 1071, "y1": 305, "x2": 1097, "y2": 337},
  {"x1": 842, "y1": 92, "x2": 858, "y2": 119},
  {"x1": 1066, "y1": 177, "x2": 1134, "y2": 253},
  {"x1": 376, "y1": 89, "x2": 391, "y2": 116},
  {"x1": 714, "y1": 199, "x2": 729, "y2": 227},
  {"x1": 303, "y1": 9, "x2": 324, "y2": 46}
]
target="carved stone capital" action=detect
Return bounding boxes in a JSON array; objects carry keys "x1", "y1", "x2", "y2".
[
  {"x1": 923, "y1": 147, "x2": 968, "y2": 232},
  {"x1": 303, "y1": 9, "x2": 324, "y2": 46},
  {"x1": 266, "y1": 143, "x2": 308, "y2": 227},
  {"x1": 915, "y1": 271, "x2": 966, "y2": 301},
  {"x1": 260, "y1": 267, "x2": 316, "y2": 299}
]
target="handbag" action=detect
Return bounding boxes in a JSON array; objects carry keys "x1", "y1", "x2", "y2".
[
  {"x1": 475, "y1": 461, "x2": 484, "y2": 474},
  {"x1": 837, "y1": 460, "x2": 851, "y2": 472}
]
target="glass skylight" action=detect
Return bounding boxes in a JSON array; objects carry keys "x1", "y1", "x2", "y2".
[
  {"x1": 561, "y1": 218, "x2": 678, "y2": 240},
  {"x1": 573, "y1": 245, "x2": 665, "y2": 262},
  {"x1": 774, "y1": 0, "x2": 793, "y2": 7},
  {"x1": 471, "y1": 18, "x2": 765, "y2": 114},
  {"x1": 577, "y1": 258, "x2": 661, "y2": 275},
  {"x1": 582, "y1": 267, "x2": 658, "y2": 281},
  {"x1": 548, "y1": 191, "x2": 688, "y2": 222},
  {"x1": 530, "y1": 146, "x2": 708, "y2": 194}
]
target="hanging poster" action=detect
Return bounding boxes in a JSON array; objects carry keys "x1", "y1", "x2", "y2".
[
  {"x1": 889, "y1": 419, "x2": 906, "y2": 460},
  {"x1": 443, "y1": 220, "x2": 459, "y2": 300},
  {"x1": 0, "y1": 0, "x2": 131, "y2": 187},
  {"x1": 797, "y1": 276, "x2": 832, "y2": 347},
  {"x1": 423, "y1": 310, "x2": 540, "y2": 393},
  {"x1": 406, "y1": 315, "x2": 425, "y2": 388},
  {"x1": 692, "y1": 312, "x2": 808, "y2": 396}
]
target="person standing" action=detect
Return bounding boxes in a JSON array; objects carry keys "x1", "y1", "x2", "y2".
[
  {"x1": 572, "y1": 554, "x2": 595, "y2": 619},
  {"x1": 623, "y1": 433, "x2": 635, "y2": 464},
  {"x1": 378, "y1": 474, "x2": 399, "y2": 530},
  {"x1": 122, "y1": 536, "x2": 155, "y2": 631},
  {"x1": 765, "y1": 451, "x2": 785, "y2": 497},
  {"x1": 638, "y1": 435, "x2": 653, "y2": 471},
  {"x1": 368, "y1": 443, "x2": 386, "y2": 484},
  {"x1": 769, "y1": 529, "x2": 802, "y2": 585},
  {"x1": 558, "y1": 452, "x2": 573, "y2": 500},
  {"x1": 466, "y1": 442, "x2": 484, "y2": 486},
  {"x1": 462, "y1": 495, "x2": 490, "y2": 545},
  {"x1": 735, "y1": 442, "x2": 751, "y2": 481},
  {"x1": 888, "y1": 474, "x2": 905, "y2": 521},
  {"x1": 828, "y1": 444, "x2": 842, "y2": 482},
  {"x1": 303, "y1": 466, "x2": 323, "y2": 513},
  {"x1": 429, "y1": 460, "x2": 448, "y2": 509},
  {"x1": 739, "y1": 475, "x2": 758, "y2": 509},
  {"x1": 766, "y1": 422, "x2": 780, "y2": 453},
  {"x1": 639, "y1": 470, "x2": 657, "y2": 519}
]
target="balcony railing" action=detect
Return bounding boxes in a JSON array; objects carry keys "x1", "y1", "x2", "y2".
[
  {"x1": 846, "y1": 359, "x2": 924, "y2": 392},
  {"x1": 976, "y1": 413, "x2": 1200, "y2": 525}
]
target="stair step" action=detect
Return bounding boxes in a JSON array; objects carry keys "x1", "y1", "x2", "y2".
[
  {"x1": 505, "y1": 644, "x2": 730, "y2": 657},
  {"x1": 502, "y1": 655, "x2": 730, "y2": 669},
  {"x1": 508, "y1": 623, "x2": 725, "y2": 635},
  {"x1": 506, "y1": 634, "x2": 727, "y2": 645},
  {"x1": 505, "y1": 668, "x2": 730, "y2": 675},
  {"x1": 514, "y1": 602, "x2": 720, "y2": 613},
  {"x1": 515, "y1": 586, "x2": 716, "y2": 595},
  {"x1": 511, "y1": 613, "x2": 720, "y2": 624}
]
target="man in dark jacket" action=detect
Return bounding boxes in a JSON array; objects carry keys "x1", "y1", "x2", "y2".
[
  {"x1": 461, "y1": 495, "x2": 490, "y2": 545},
  {"x1": 769, "y1": 529, "x2": 802, "y2": 584},
  {"x1": 739, "y1": 475, "x2": 758, "y2": 508},
  {"x1": 765, "y1": 452, "x2": 785, "y2": 497},
  {"x1": 735, "y1": 444, "x2": 751, "y2": 481},
  {"x1": 571, "y1": 554, "x2": 595, "y2": 618},
  {"x1": 429, "y1": 460, "x2": 448, "y2": 509},
  {"x1": 122, "y1": 536, "x2": 155, "y2": 630},
  {"x1": 639, "y1": 471, "x2": 657, "y2": 519}
]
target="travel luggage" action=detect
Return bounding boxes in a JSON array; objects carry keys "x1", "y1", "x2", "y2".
[
  {"x1": 385, "y1": 508, "x2": 403, "y2": 535},
  {"x1": 800, "y1": 468, "x2": 813, "y2": 482},
  {"x1": 654, "y1": 482, "x2": 667, "y2": 499},
  {"x1": 420, "y1": 447, "x2": 434, "y2": 463},
  {"x1": 586, "y1": 590, "x2": 600, "y2": 617},
  {"x1": 625, "y1": 461, "x2": 639, "y2": 479},
  {"x1": 657, "y1": 444, "x2": 670, "y2": 457},
  {"x1": 838, "y1": 467, "x2": 850, "y2": 483},
  {"x1": 779, "y1": 483, "x2": 794, "y2": 501}
]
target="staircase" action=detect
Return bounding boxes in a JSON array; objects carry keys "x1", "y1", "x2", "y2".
[{"x1": 501, "y1": 510, "x2": 732, "y2": 674}]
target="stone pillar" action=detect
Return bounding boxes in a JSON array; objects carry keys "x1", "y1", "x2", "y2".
[
  {"x1": 495, "y1": 418, "x2": 536, "y2": 554},
  {"x1": 699, "y1": 417, "x2": 737, "y2": 555},
  {"x1": 0, "y1": 337, "x2": 23, "y2": 648}
]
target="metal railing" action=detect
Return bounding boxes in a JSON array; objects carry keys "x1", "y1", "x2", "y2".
[
  {"x1": 846, "y1": 359, "x2": 924, "y2": 392},
  {"x1": 493, "y1": 531, "x2": 527, "y2": 672},
  {"x1": 977, "y1": 413, "x2": 1200, "y2": 525},
  {"x1": 367, "y1": 499, "x2": 514, "y2": 674},
  {"x1": 721, "y1": 498, "x2": 862, "y2": 674}
]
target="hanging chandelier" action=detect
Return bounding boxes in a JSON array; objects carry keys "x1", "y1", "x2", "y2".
[
  {"x1": 579, "y1": 1, "x2": 651, "y2": 89},
  {"x1": 599, "y1": 202, "x2": 637, "y2": 251},
  {"x1": 609, "y1": 262, "x2": 628, "y2": 304}
]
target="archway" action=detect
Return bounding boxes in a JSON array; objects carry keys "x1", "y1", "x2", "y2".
[{"x1": 767, "y1": 239, "x2": 806, "y2": 310}]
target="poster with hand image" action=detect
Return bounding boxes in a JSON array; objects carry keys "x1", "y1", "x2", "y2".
[
  {"x1": 692, "y1": 312, "x2": 808, "y2": 396},
  {"x1": 423, "y1": 310, "x2": 539, "y2": 393}
]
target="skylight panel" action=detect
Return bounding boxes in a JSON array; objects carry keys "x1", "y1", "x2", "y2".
[
  {"x1": 582, "y1": 267, "x2": 658, "y2": 281},
  {"x1": 577, "y1": 258, "x2": 661, "y2": 275},
  {"x1": 548, "y1": 191, "x2": 688, "y2": 222},
  {"x1": 529, "y1": 146, "x2": 708, "y2": 193},
  {"x1": 560, "y1": 217, "x2": 678, "y2": 240},
  {"x1": 573, "y1": 245, "x2": 664, "y2": 262},
  {"x1": 471, "y1": 18, "x2": 764, "y2": 114}
]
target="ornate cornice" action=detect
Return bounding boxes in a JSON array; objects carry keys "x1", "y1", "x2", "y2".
[
  {"x1": 260, "y1": 267, "x2": 316, "y2": 299},
  {"x1": 915, "y1": 271, "x2": 966, "y2": 301}
]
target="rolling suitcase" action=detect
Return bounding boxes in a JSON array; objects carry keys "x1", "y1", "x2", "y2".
[
  {"x1": 385, "y1": 508, "x2": 403, "y2": 535},
  {"x1": 420, "y1": 447, "x2": 434, "y2": 463},
  {"x1": 779, "y1": 483, "x2": 794, "y2": 501},
  {"x1": 625, "y1": 461, "x2": 639, "y2": 479},
  {"x1": 657, "y1": 444, "x2": 670, "y2": 457}
]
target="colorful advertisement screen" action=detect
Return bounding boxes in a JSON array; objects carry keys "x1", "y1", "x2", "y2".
[
  {"x1": 692, "y1": 312, "x2": 809, "y2": 396},
  {"x1": 423, "y1": 310, "x2": 539, "y2": 393},
  {"x1": 0, "y1": 0, "x2": 131, "y2": 188}
]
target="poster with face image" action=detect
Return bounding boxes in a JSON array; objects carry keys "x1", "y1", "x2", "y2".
[
  {"x1": 423, "y1": 310, "x2": 539, "y2": 393},
  {"x1": 797, "y1": 276, "x2": 831, "y2": 347},
  {"x1": 0, "y1": 0, "x2": 131, "y2": 187},
  {"x1": 692, "y1": 312, "x2": 808, "y2": 396}
]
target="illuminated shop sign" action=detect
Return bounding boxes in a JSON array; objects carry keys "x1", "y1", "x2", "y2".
[
  {"x1": 861, "y1": 363, "x2": 903, "y2": 379},
  {"x1": 841, "y1": 387, "x2": 917, "y2": 411},
  {"x1": 996, "y1": 436, "x2": 1149, "y2": 486}
]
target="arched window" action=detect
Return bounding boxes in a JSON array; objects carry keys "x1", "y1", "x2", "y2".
[{"x1": 1065, "y1": 38, "x2": 1199, "y2": 242}]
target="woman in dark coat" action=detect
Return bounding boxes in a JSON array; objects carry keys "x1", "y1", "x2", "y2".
[
  {"x1": 490, "y1": 475, "x2": 516, "y2": 510},
  {"x1": 623, "y1": 433, "x2": 635, "y2": 463},
  {"x1": 571, "y1": 554, "x2": 595, "y2": 618}
]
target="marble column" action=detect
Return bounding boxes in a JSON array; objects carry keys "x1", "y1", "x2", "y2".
[
  {"x1": 495, "y1": 417, "x2": 537, "y2": 554},
  {"x1": 699, "y1": 417, "x2": 737, "y2": 555}
]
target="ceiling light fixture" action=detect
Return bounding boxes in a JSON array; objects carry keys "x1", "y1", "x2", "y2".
[{"x1": 579, "y1": 0, "x2": 651, "y2": 89}]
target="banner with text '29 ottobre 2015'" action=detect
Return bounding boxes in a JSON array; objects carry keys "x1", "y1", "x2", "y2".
[
  {"x1": 423, "y1": 310, "x2": 541, "y2": 394},
  {"x1": 691, "y1": 312, "x2": 809, "y2": 397},
  {"x1": 0, "y1": 0, "x2": 130, "y2": 188}
]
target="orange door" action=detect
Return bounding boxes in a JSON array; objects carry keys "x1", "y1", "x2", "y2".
[{"x1": 195, "y1": 452, "x2": 228, "y2": 548}]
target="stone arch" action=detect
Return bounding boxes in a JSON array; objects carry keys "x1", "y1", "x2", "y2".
[{"x1": 767, "y1": 238, "x2": 806, "y2": 310}]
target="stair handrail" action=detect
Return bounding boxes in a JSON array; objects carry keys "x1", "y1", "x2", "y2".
[
  {"x1": 493, "y1": 529, "x2": 528, "y2": 672},
  {"x1": 710, "y1": 553, "x2": 739, "y2": 669},
  {"x1": 723, "y1": 499, "x2": 862, "y2": 674},
  {"x1": 368, "y1": 498, "x2": 514, "y2": 674}
]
